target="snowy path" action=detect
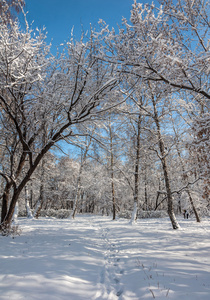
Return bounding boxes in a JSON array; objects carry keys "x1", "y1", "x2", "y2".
[
  {"x1": 0, "y1": 215, "x2": 210, "y2": 299},
  {"x1": 93, "y1": 220, "x2": 125, "y2": 299}
]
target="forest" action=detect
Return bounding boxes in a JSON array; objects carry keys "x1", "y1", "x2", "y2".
[{"x1": 0, "y1": 0, "x2": 209, "y2": 234}]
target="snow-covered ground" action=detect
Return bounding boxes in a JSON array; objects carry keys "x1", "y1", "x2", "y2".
[{"x1": 0, "y1": 215, "x2": 210, "y2": 300}]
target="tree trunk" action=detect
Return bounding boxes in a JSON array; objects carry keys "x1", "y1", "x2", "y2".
[
  {"x1": 25, "y1": 184, "x2": 33, "y2": 219},
  {"x1": 111, "y1": 168, "x2": 116, "y2": 220},
  {"x1": 12, "y1": 202, "x2": 19, "y2": 224},
  {"x1": 110, "y1": 140, "x2": 116, "y2": 220},
  {"x1": 33, "y1": 197, "x2": 42, "y2": 219},
  {"x1": 187, "y1": 189, "x2": 200, "y2": 222},
  {"x1": 30, "y1": 180, "x2": 33, "y2": 209},
  {"x1": 151, "y1": 92, "x2": 179, "y2": 229},
  {"x1": 130, "y1": 114, "x2": 141, "y2": 223},
  {"x1": 2, "y1": 185, "x2": 23, "y2": 228},
  {"x1": 108, "y1": 120, "x2": 116, "y2": 220},
  {"x1": 161, "y1": 154, "x2": 179, "y2": 229},
  {"x1": 130, "y1": 202, "x2": 138, "y2": 224},
  {"x1": 1, "y1": 182, "x2": 11, "y2": 225},
  {"x1": 35, "y1": 186, "x2": 43, "y2": 219},
  {"x1": 144, "y1": 170, "x2": 148, "y2": 210},
  {"x1": 173, "y1": 127, "x2": 201, "y2": 222},
  {"x1": 71, "y1": 175, "x2": 81, "y2": 219}
]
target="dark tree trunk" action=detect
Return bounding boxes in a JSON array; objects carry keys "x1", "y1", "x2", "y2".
[
  {"x1": 131, "y1": 114, "x2": 141, "y2": 223},
  {"x1": 111, "y1": 166, "x2": 116, "y2": 220},
  {"x1": 1, "y1": 183, "x2": 10, "y2": 222},
  {"x1": 144, "y1": 171, "x2": 148, "y2": 210},
  {"x1": 151, "y1": 90, "x2": 179, "y2": 229},
  {"x1": 2, "y1": 186, "x2": 22, "y2": 228},
  {"x1": 109, "y1": 121, "x2": 116, "y2": 220},
  {"x1": 187, "y1": 190, "x2": 200, "y2": 222}
]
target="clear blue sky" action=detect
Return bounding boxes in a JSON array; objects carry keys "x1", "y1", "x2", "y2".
[{"x1": 24, "y1": 0, "x2": 148, "y2": 52}]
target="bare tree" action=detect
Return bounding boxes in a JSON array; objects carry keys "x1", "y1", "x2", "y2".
[
  {"x1": 0, "y1": 20, "x2": 117, "y2": 233},
  {"x1": 129, "y1": 113, "x2": 141, "y2": 223}
]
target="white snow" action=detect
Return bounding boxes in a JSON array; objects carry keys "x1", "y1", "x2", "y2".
[{"x1": 0, "y1": 215, "x2": 210, "y2": 300}]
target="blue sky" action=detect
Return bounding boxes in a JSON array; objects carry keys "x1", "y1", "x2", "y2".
[{"x1": 24, "y1": 0, "x2": 147, "y2": 52}]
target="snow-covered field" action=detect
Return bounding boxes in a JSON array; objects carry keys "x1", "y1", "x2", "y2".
[{"x1": 0, "y1": 215, "x2": 210, "y2": 300}]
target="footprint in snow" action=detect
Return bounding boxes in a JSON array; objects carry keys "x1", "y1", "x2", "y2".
[
  {"x1": 114, "y1": 277, "x2": 120, "y2": 284},
  {"x1": 116, "y1": 289, "x2": 123, "y2": 297}
]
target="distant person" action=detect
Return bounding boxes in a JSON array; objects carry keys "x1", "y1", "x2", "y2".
[{"x1": 183, "y1": 210, "x2": 189, "y2": 219}]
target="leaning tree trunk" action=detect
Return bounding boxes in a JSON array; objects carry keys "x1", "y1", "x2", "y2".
[
  {"x1": 173, "y1": 127, "x2": 201, "y2": 222},
  {"x1": 2, "y1": 184, "x2": 26, "y2": 228},
  {"x1": 161, "y1": 154, "x2": 180, "y2": 229},
  {"x1": 187, "y1": 190, "x2": 200, "y2": 222},
  {"x1": 151, "y1": 92, "x2": 179, "y2": 229}
]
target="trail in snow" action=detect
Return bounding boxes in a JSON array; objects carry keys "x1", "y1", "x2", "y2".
[
  {"x1": 0, "y1": 215, "x2": 210, "y2": 300},
  {"x1": 93, "y1": 222, "x2": 124, "y2": 300}
]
